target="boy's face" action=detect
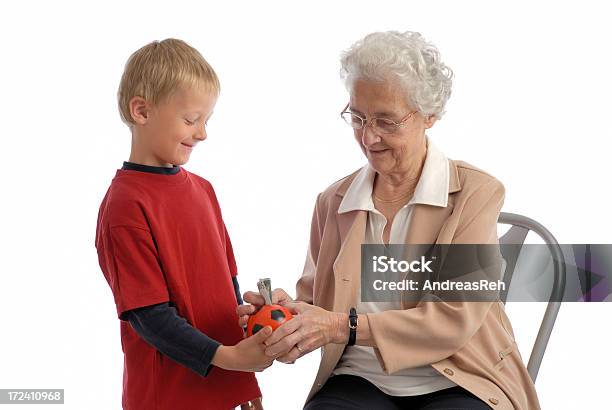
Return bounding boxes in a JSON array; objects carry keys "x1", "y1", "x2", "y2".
[{"x1": 131, "y1": 85, "x2": 217, "y2": 167}]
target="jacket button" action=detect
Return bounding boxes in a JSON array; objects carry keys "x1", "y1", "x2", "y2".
[
  {"x1": 443, "y1": 368, "x2": 454, "y2": 376},
  {"x1": 489, "y1": 398, "x2": 499, "y2": 405}
]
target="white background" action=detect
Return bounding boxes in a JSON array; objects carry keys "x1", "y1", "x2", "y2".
[{"x1": 1, "y1": 1, "x2": 610, "y2": 409}]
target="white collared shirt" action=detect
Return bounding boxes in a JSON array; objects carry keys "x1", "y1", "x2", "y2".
[{"x1": 332, "y1": 136, "x2": 458, "y2": 396}]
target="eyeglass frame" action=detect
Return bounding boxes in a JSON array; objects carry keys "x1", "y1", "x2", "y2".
[{"x1": 340, "y1": 102, "x2": 419, "y2": 134}]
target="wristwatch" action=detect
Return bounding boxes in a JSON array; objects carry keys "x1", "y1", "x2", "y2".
[{"x1": 348, "y1": 307, "x2": 358, "y2": 346}]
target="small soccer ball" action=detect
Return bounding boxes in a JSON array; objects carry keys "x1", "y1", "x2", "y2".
[{"x1": 247, "y1": 304, "x2": 293, "y2": 336}]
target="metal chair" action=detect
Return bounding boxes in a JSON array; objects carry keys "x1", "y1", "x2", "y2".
[{"x1": 497, "y1": 212, "x2": 567, "y2": 383}]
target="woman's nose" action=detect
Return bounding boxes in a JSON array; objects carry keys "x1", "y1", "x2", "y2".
[{"x1": 361, "y1": 122, "x2": 381, "y2": 147}]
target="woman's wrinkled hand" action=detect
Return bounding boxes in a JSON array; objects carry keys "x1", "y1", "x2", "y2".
[{"x1": 263, "y1": 301, "x2": 348, "y2": 364}]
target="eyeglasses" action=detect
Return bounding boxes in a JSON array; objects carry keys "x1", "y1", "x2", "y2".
[{"x1": 340, "y1": 103, "x2": 418, "y2": 134}]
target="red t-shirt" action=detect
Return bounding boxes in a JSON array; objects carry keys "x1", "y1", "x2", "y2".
[{"x1": 95, "y1": 166, "x2": 260, "y2": 410}]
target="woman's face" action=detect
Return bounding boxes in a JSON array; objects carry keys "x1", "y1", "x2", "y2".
[{"x1": 349, "y1": 78, "x2": 436, "y2": 176}]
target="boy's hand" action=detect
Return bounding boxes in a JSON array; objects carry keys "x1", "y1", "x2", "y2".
[
  {"x1": 240, "y1": 397, "x2": 263, "y2": 410},
  {"x1": 211, "y1": 326, "x2": 276, "y2": 372},
  {"x1": 237, "y1": 288, "x2": 293, "y2": 329}
]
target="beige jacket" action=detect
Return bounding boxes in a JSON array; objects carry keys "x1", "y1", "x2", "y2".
[{"x1": 295, "y1": 159, "x2": 541, "y2": 410}]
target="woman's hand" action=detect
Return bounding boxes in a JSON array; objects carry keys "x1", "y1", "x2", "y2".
[
  {"x1": 236, "y1": 289, "x2": 293, "y2": 329},
  {"x1": 263, "y1": 301, "x2": 349, "y2": 363}
]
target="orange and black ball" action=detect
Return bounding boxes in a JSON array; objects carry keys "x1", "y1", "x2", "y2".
[{"x1": 247, "y1": 304, "x2": 293, "y2": 336}]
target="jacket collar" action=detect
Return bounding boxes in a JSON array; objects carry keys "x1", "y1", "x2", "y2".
[{"x1": 336, "y1": 141, "x2": 461, "y2": 201}]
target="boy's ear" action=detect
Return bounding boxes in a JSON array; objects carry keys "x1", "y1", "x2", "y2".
[{"x1": 129, "y1": 96, "x2": 150, "y2": 125}]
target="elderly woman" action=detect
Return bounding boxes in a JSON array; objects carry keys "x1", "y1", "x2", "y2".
[{"x1": 239, "y1": 31, "x2": 540, "y2": 409}]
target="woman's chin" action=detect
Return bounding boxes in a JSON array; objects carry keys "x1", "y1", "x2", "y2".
[{"x1": 367, "y1": 153, "x2": 392, "y2": 170}]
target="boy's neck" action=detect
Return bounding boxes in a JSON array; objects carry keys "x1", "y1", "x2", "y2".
[
  {"x1": 128, "y1": 152, "x2": 174, "y2": 168},
  {"x1": 129, "y1": 131, "x2": 175, "y2": 168}
]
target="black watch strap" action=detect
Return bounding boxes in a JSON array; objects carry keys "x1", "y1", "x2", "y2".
[{"x1": 348, "y1": 307, "x2": 358, "y2": 346}]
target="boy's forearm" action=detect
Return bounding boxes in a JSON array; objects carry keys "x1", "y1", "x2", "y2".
[{"x1": 125, "y1": 302, "x2": 221, "y2": 377}]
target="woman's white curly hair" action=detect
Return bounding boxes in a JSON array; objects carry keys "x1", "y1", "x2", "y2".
[{"x1": 340, "y1": 31, "x2": 453, "y2": 119}]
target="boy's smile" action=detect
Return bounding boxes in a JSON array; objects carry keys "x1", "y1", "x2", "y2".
[{"x1": 129, "y1": 85, "x2": 218, "y2": 167}]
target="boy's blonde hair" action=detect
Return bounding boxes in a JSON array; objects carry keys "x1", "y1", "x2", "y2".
[{"x1": 118, "y1": 38, "x2": 220, "y2": 125}]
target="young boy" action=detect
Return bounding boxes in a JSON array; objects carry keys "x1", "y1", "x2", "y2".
[{"x1": 95, "y1": 39, "x2": 272, "y2": 410}]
